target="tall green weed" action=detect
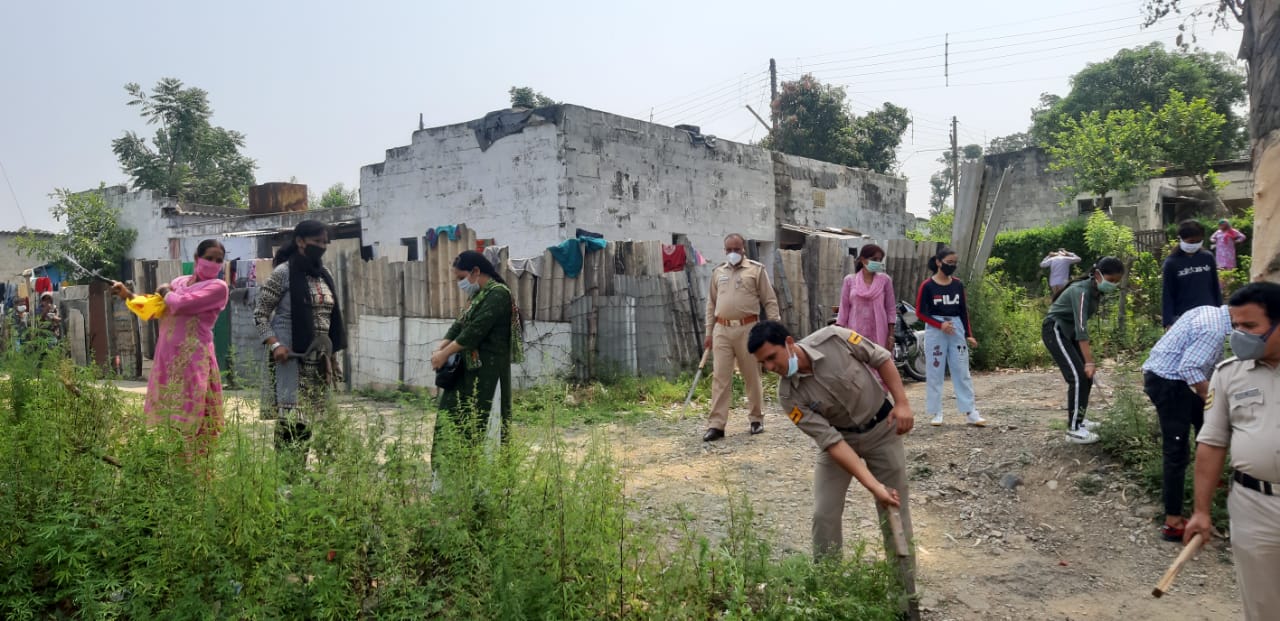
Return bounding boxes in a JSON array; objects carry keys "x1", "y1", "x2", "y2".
[{"x1": 0, "y1": 347, "x2": 903, "y2": 620}]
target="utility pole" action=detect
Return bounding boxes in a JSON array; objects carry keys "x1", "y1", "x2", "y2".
[
  {"x1": 769, "y1": 58, "x2": 778, "y2": 129},
  {"x1": 951, "y1": 116, "x2": 960, "y2": 210},
  {"x1": 944, "y1": 34, "x2": 949, "y2": 87}
]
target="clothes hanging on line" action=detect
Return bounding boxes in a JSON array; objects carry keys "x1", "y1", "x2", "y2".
[{"x1": 662, "y1": 244, "x2": 687, "y2": 273}]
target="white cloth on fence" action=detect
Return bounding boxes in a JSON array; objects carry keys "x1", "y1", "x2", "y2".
[
  {"x1": 483, "y1": 246, "x2": 502, "y2": 269},
  {"x1": 507, "y1": 256, "x2": 543, "y2": 278}
]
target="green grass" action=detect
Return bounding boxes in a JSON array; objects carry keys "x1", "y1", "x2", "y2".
[
  {"x1": 512, "y1": 369, "x2": 775, "y2": 427},
  {"x1": 0, "y1": 347, "x2": 903, "y2": 620},
  {"x1": 1096, "y1": 375, "x2": 1230, "y2": 528}
]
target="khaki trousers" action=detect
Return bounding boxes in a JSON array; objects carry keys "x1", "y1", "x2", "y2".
[
  {"x1": 813, "y1": 417, "x2": 917, "y2": 606},
  {"x1": 707, "y1": 322, "x2": 763, "y2": 430},
  {"x1": 1228, "y1": 484, "x2": 1280, "y2": 621}
]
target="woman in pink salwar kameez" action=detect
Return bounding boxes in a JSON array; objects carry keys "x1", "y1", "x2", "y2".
[
  {"x1": 836, "y1": 244, "x2": 897, "y2": 351},
  {"x1": 113, "y1": 239, "x2": 230, "y2": 448}
]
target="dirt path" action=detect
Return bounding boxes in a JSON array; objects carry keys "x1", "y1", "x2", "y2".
[{"x1": 567, "y1": 369, "x2": 1241, "y2": 621}]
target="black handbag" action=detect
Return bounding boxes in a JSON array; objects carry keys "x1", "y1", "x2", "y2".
[{"x1": 435, "y1": 353, "x2": 465, "y2": 390}]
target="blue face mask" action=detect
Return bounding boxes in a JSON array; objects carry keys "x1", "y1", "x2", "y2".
[
  {"x1": 866, "y1": 260, "x2": 885, "y2": 273},
  {"x1": 786, "y1": 344, "x2": 799, "y2": 377},
  {"x1": 458, "y1": 277, "x2": 480, "y2": 297}
]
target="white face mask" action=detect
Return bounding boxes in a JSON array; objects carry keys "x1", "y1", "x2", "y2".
[
  {"x1": 727, "y1": 252, "x2": 743, "y2": 266},
  {"x1": 1180, "y1": 240, "x2": 1203, "y2": 254},
  {"x1": 457, "y1": 276, "x2": 480, "y2": 297}
]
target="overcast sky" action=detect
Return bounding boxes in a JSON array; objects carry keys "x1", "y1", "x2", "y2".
[{"x1": 0, "y1": 0, "x2": 1244, "y2": 233}]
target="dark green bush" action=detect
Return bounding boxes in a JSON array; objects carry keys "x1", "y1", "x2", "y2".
[
  {"x1": 990, "y1": 219, "x2": 1095, "y2": 290},
  {"x1": 966, "y1": 271, "x2": 1052, "y2": 371}
]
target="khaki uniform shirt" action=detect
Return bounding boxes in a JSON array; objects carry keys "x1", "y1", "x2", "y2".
[
  {"x1": 705, "y1": 259, "x2": 781, "y2": 333},
  {"x1": 1198, "y1": 357, "x2": 1280, "y2": 482},
  {"x1": 778, "y1": 326, "x2": 893, "y2": 451}
]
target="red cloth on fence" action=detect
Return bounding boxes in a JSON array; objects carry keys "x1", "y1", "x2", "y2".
[
  {"x1": 662, "y1": 244, "x2": 687, "y2": 273},
  {"x1": 34, "y1": 277, "x2": 52, "y2": 293}
]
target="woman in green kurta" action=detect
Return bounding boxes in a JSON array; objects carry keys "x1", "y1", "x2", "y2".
[{"x1": 430, "y1": 251, "x2": 523, "y2": 455}]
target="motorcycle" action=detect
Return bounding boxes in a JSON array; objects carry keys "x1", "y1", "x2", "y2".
[
  {"x1": 893, "y1": 301, "x2": 927, "y2": 381},
  {"x1": 827, "y1": 301, "x2": 927, "y2": 381}
]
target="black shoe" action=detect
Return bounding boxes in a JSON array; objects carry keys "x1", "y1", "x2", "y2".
[
  {"x1": 750, "y1": 422, "x2": 764, "y2": 435},
  {"x1": 702, "y1": 428, "x2": 725, "y2": 442}
]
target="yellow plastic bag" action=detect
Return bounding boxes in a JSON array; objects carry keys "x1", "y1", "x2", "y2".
[{"x1": 126, "y1": 293, "x2": 167, "y2": 321}]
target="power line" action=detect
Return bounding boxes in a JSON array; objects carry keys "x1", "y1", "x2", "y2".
[
  {"x1": 799, "y1": 15, "x2": 1143, "y2": 75},
  {"x1": 637, "y1": 68, "x2": 764, "y2": 118},
  {"x1": 0, "y1": 159, "x2": 29, "y2": 229},
  {"x1": 813, "y1": 25, "x2": 1178, "y2": 82},
  {"x1": 784, "y1": 1, "x2": 1137, "y2": 64},
  {"x1": 656, "y1": 79, "x2": 765, "y2": 127},
  {"x1": 653, "y1": 74, "x2": 768, "y2": 125},
  {"x1": 845, "y1": 74, "x2": 1073, "y2": 94}
]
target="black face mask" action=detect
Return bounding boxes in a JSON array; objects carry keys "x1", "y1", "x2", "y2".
[
  {"x1": 303, "y1": 244, "x2": 327, "y2": 262},
  {"x1": 940, "y1": 263, "x2": 957, "y2": 276}
]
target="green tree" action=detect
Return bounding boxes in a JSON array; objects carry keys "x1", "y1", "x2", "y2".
[
  {"x1": 1140, "y1": 1, "x2": 1276, "y2": 284},
  {"x1": 508, "y1": 86, "x2": 558, "y2": 109},
  {"x1": 1031, "y1": 43, "x2": 1246, "y2": 158},
  {"x1": 111, "y1": 78, "x2": 256, "y2": 208},
  {"x1": 15, "y1": 185, "x2": 138, "y2": 280},
  {"x1": 1046, "y1": 108, "x2": 1162, "y2": 206},
  {"x1": 847, "y1": 102, "x2": 911, "y2": 173},
  {"x1": 311, "y1": 182, "x2": 358, "y2": 209},
  {"x1": 1155, "y1": 89, "x2": 1229, "y2": 210},
  {"x1": 986, "y1": 131, "x2": 1033, "y2": 155},
  {"x1": 1083, "y1": 209, "x2": 1138, "y2": 333},
  {"x1": 907, "y1": 208, "x2": 954, "y2": 243},
  {"x1": 763, "y1": 74, "x2": 910, "y2": 174},
  {"x1": 928, "y1": 144, "x2": 983, "y2": 214}
]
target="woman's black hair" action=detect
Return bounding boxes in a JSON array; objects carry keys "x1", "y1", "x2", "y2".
[
  {"x1": 1094, "y1": 256, "x2": 1125, "y2": 277},
  {"x1": 454, "y1": 250, "x2": 524, "y2": 334},
  {"x1": 1051, "y1": 255, "x2": 1126, "y2": 302},
  {"x1": 273, "y1": 220, "x2": 329, "y2": 267},
  {"x1": 927, "y1": 246, "x2": 957, "y2": 273},
  {"x1": 854, "y1": 243, "x2": 885, "y2": 273},
  {"x1": 453, "y1": 250, "x2": 506, "y2": 285},
  {"x1": 1176, "y1": 219, "x2": 1206, "y2": 241},
  {"x1": 195, "y1": 239, "x2": 225, "y2": 260}
]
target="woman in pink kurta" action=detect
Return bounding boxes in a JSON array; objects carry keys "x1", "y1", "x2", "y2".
[
  {"x1": 836, "y1": 243, "x2": 896, "y2": 351},
  {"x1": 114, "y1": 240, "x2": 230, "y2": 446}
]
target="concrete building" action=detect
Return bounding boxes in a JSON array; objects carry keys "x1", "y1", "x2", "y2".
[
  {"x1": 0, "y1": 230, "x2": 57, "y2": 283},
  {"x1": 359, "y1": 104, "x2": 910, "y2": 262},
  {"x1": 102, "y1": 185, "x2": 361, "y2": 262},
  {"x1": 985, "y1": 147, "x2": 1255, "y2": 232}
]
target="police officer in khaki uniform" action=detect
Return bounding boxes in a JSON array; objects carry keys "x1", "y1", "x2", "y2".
[
  {"x1": 1185, "y1": 282, "x2": 1280, "y2": 621},
  {"x1": 748, "y1": 319, "x2": 918, "y2": 616},
  {"x1": 702, "y1": 233, "x2": 781, "y2": 442}
]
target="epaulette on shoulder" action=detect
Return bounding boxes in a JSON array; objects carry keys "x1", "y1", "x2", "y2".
[{"x1": 1215, "y1": 356, "x2": 1240, "y2": 371}]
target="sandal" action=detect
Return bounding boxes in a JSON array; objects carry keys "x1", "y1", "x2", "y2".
[{"x1": 1160, "y1": 523, "x2": 1185, "y2": 542}]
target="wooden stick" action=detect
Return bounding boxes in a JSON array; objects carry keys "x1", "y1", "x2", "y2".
[
  {"x1": 1152, "y1": 533, "x2": 1203, "y2": 598},
  {"x1": 887, "y1": 505, "x2": 910, "y2": 558}
]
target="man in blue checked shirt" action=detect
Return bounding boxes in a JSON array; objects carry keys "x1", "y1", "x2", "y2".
[{"x1": 1141, "y1": 303, "x2": 1233, "y2": 542}]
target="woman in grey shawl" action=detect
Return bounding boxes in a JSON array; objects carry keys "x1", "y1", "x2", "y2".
[{"x1": 253, "y1": 220, "x2": 347, "y2": 480}]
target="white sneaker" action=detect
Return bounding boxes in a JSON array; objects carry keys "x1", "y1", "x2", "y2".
[
  {"x1": 965, "y1": 411, "x2": 988, "y2": 427},
  {"x1": 930, "y1": 413, "x2": 944, "y2": 426},
  {"x1": 1065, "y1": 428, "x2": 1100, "y2": 445},
  {"x1": 1079, "y1": 419, "x2": 1101, "y2": 431}
]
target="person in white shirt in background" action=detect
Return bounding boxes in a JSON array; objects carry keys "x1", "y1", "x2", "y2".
[{"x1": 1041, "y1": 248, "x2": 1081, "y2": 298}]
